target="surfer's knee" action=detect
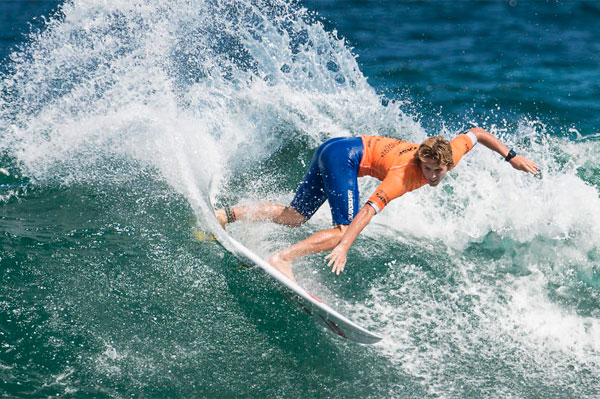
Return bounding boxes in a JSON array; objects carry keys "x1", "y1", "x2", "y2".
[
  {"x1": 334, "y1": 224, "x2": 349, "y2": 238},
  {"x1": 276, "y1": 206, "x2": 308, "y2": 227},
  {"x1": 336, "y1": 224, "x2": 349, "y2": 232}
]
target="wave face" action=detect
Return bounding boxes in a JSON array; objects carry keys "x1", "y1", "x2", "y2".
[
  {"x1": 0, "y1": 0, "x2": 412, "y2": 190},
  {"x1": 1, "y1": 0, "x2": 599, "y2": 397}
]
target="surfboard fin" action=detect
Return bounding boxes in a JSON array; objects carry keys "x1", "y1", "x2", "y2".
[{"x1": 194, "y1": 230, "x2": 217, "y2": 242}]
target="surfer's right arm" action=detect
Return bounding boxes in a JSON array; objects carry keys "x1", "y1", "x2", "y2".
[{"x1": 325, "y1": 204, "x2": 377, "y2": 275}]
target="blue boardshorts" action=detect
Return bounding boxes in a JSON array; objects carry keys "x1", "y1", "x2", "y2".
[{"x1": 290, "y1": 137, "x2": 364, "y2": 226}]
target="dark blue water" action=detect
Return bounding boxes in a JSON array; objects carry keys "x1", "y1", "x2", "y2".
[
  {"x1": 0, "y1": 1, "x2": 60, "y2": 62},
  {"x1": 307, "y1": 0, "x2": 600, "y2": 135},
  {"x1": 1, "y1": 1, "x2": 599, "y2": 397}
]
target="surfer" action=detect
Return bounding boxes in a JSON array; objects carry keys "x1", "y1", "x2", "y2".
[{"x1": 215, "y1": 127, "x2": 539, "y2": 282}]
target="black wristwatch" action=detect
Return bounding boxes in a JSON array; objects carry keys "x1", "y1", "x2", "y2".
[{"x1": 505, "y1": 149, "x2": 517, "y2": 162}]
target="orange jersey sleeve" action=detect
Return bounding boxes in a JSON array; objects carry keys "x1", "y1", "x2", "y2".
[
  {"x1": 360, "y1": 133, "x2": 476, "y2": 212},
  {"x1": 449, "y1": 133, "x2": 476, "y2": 168}
]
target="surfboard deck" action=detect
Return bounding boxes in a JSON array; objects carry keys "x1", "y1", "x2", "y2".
[{"x1": 201, "y1": 198, "x2": 382, "y2": 344}]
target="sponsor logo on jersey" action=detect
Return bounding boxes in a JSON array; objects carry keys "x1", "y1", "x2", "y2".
[
  {"x1": 397, "y1": 145, "x2": 417, "y2": 156},
  {"x1": 380, "y1": 140, "x2": 403, "y2": 158}
]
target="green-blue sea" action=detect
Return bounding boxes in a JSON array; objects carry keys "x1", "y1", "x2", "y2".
[{"x1": 1, "y1": 0, "x2": 599, "y2": 397}]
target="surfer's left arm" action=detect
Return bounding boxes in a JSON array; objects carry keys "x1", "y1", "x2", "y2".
[
  {"x1": 325, "y1": 204, "x2": 376, "y2": 275},
  {"x1": 469, "y1": 127, "x2": 540, "y2": 175}
]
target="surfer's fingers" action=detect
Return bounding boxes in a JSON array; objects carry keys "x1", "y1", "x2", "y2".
[
  {"x1": 513, "y1": 156, "x2": 540, "y2": 175},
  {"x1": 325, "y1": 247, "x2": 341, "y2": 265},
  {"x1": 326, "y1": 255, "x2": 337, "y2": 270},
  {"x1": 325, "y1": 253, "x2": 335, "y2": 267},
  {"x1": 330, "y1": 259, "x2": 345, "y2": 275},
  {"x1": 529, "y1": 160, "x2": 540, "y2": 174},
  {"x1": 522, "y1": 157, "x2": 539, "y2": 173},
  {"x1": 524, "y1": 163, "x2": 539, "y2": 175},
  {"x1": 326, "y1": 245, "x2": 348, "y2": 274},
  {"x1": 327, "y1": 257, "x2": 339, "y2": 270}
]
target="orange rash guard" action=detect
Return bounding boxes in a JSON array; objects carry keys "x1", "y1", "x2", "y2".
[{"x1": 358, "y1": 133, "x2": 476, "y2": 212}]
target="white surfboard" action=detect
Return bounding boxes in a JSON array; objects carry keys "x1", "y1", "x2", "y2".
[
  {"x1": 202, "y1": 198, "x2": 382, "y2": 344},
  {"x1": 210, "y1": 227, "x2": 382, "y2": 344}
]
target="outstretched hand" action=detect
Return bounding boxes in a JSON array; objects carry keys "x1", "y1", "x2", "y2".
[
  {"x1": 469, "y1": 128, "x2": 541, "y2": 176},
  {"x1": 509, "y1": 155, "x2": 540, "y2": 175},
  {"x1": 325, "y1": 243, "x2": 350, "y2": 275}
]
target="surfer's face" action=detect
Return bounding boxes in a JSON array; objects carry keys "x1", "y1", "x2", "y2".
[{"x1": 420, "y1": 159, "x2": 448, "y2": 186}]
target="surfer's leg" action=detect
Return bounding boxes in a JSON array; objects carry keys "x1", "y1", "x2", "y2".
[
  {"x1": 269, "y1": 224, "x2": 348, "y2": 282},
  {"x1": 216, "y1": 139, "x2": 347, "y2": 229},
  {"x1": 288, "y1": 139, "x2": 348, "y2": 223},
  {"x1": 267, "y1": 138, "x2": 362, "y2": 281},
  {"x1": 215, "y1": 203, "x2": 306, "y2": 228}
]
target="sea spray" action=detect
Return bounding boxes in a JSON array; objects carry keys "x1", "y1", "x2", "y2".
[
  {"x1": 1, "y1": 0, "x2": 599, "y2": 397},
  {"x1": 0, "y1": 0, "x2": 415, "y2": 195}
]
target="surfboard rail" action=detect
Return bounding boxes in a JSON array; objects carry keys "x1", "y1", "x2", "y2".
[{"x1": 208, "y1": 220, "x2": 383, "y2": 345}]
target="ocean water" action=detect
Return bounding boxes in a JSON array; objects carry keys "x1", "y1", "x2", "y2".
[{"x1": 1, "y1": 0, "x2": 599, "y2": 397}]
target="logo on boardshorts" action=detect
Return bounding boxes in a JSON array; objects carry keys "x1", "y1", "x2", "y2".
[{"x1": 347, "y1": 190, "x2": 354, "y2": 221}]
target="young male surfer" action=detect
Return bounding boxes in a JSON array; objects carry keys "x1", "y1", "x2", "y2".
[{"x1": 216, "y1": 127, "x2": 539, "y2": 282}]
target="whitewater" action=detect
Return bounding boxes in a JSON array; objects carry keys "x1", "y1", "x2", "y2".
[{"x1": 1, "y1": 0, "x2": 598, "y2": 397}]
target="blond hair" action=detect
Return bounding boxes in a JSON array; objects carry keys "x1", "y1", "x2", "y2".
[{"x1": 416, "y1": 136, "x2": 454, "y2": 168}]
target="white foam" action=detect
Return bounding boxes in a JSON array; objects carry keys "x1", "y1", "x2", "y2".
[
  {"x1": 0, "y1": 0, "x2": 416, "y2": 206},
  {"x1": 507, "y1": 271, "x2": 600, "y2": 363},
  {"x1": 371, "y1": 131, "x2": 600, "y2": 252},
  {"x1": 2, "y1": 0, "x2": 599, "y2": 393}
]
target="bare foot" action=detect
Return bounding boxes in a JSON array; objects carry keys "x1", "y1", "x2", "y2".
[
  {"x1": 268, "y1": 252, "x2": 297, "y2": 283},
  {"x1": 215, "y1": 209, "x2": 227, "y2": 228}
]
